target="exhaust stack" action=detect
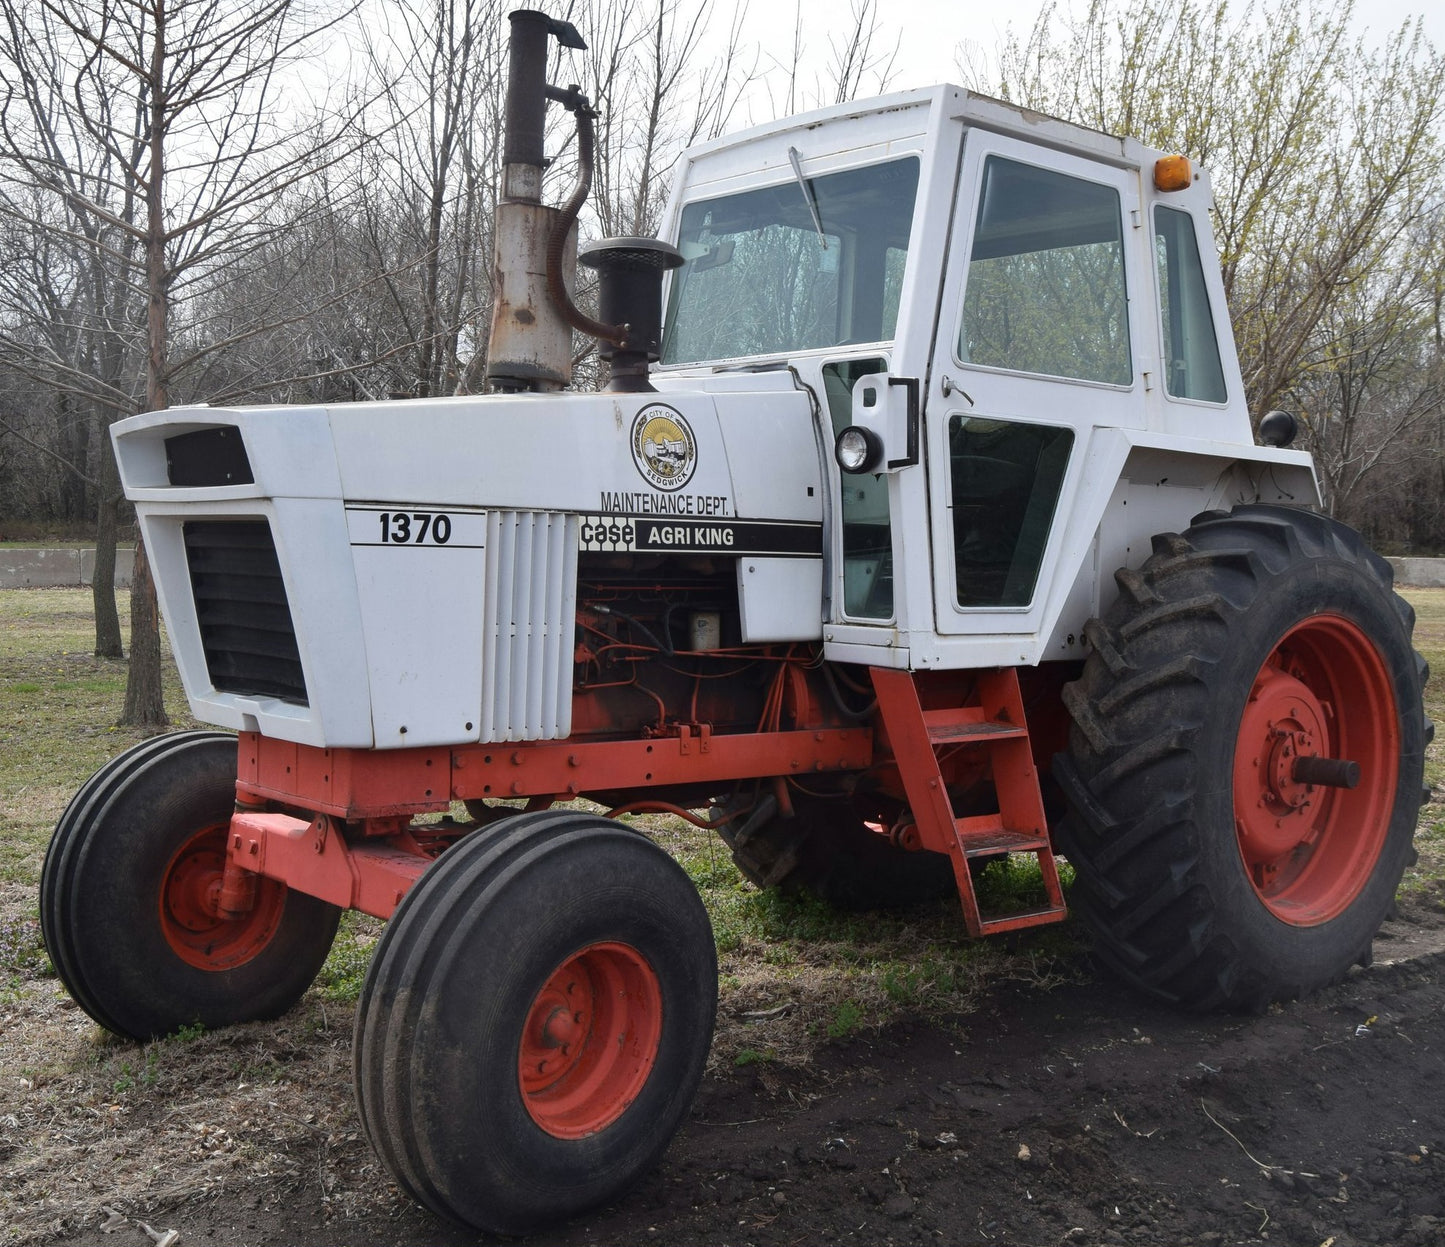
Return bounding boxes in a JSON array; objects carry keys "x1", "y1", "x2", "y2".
[
  {"x1": 484, "y1": 9, "x2": 685, "y2": 395},
  {"x1": 485, "y1": 10, "x2": 586, "y2": 392}
]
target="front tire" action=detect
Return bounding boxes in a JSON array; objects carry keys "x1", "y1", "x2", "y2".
[
  {"x1": 353, "y1": 810, "x2": 717, "y2": 1235},
  {"x1": 1055, "y1": 506, "x2": 1427, "y2": 1011},
  {"x1": 41, "y1": 733, "x2": 342, "y2": 1038}
]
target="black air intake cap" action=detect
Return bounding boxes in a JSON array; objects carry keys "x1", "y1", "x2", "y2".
[{"x1": 579, "y1": 237, "x2": 684, "y2": 391}]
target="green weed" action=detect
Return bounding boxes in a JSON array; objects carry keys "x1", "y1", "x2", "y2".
[
  {"x1": 168, "y1": 1020, "x2": 207, "y2": 1043},
  {"x1": 314, "y1": 911, "x2": 382, "y2": 1003},
  {"x1": 824, "y1": 999, "x2": 865, "y2": 1040},
  {"x1": 733, "y1": 1047, "x2": 777, "y2": 1068},
  {"x1": 1400, "y1": 589, "x2": 1443, "y2": 894}
]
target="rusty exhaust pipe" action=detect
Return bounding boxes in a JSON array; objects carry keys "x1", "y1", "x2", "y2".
[{"x1": 484, "y1": 10, "x2": 587, "y2": 393}]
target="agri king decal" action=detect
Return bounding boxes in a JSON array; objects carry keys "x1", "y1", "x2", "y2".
[
  {"x1": 630, "y1": 404, "x2": 697, "y2": 491},
  {"x1": 579, "y1": 514, "x2": 822, "y2": 557}
]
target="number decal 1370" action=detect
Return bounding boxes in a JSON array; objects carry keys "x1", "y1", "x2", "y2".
[{"x1": 378, "y1": 511, "x2": 453, "y2": 545}]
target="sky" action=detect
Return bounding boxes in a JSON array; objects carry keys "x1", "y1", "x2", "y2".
[{"x1": 726, "y1": 0, "x2": 1442, "y2": 105}]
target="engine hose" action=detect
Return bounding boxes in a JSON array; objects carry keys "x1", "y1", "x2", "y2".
[
  {"x1": 821, "y1": 660, "x2": 878, "y2": 722},
  {"x1": 594, "y1": 603, "x2": 674, "y2": 656},
  {"x1": 547, "y1": 104, "x2": 629, "y2": 347}
]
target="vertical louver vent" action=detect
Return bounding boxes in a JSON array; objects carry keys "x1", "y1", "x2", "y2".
[
  {"x1": 183, "y1": 520, "x2": 307, "y2": 704},
  {"x1": 480, "y1": 511, "x2": 577, "y2": 741}
]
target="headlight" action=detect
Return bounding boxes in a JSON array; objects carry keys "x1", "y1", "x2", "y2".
[{"x1": 834, "y1": 426, "x2": 882, "y2": 474}]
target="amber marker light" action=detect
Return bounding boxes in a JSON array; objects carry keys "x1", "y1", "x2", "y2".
[{"x1": 1154, "y1": 154, "x2": 1193, "y2": 191}]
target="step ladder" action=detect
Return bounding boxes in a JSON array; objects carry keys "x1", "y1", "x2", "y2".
[{"x1": 870, "y1": 666, "x2": 1067, "y2": 937}]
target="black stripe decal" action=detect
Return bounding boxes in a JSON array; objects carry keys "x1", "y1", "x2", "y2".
[{"x1": 579, "y1": 514, "x2": 821, "y2": 556}]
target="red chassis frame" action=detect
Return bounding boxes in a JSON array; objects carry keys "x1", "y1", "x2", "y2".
[{"x1": 224, "y1": 724, "x2": 874, "y2": 921}]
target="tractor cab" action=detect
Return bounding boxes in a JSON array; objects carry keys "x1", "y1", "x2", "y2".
[{"x1": 653, "y1": 87, "x2": 1313, "y2": 672}]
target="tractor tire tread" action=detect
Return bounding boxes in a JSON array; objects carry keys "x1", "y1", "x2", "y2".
[{"x1": 1057, "y1": 505, "x2": 1427, "y2": 1011}]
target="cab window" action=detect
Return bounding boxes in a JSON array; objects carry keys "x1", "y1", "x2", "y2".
[
  {"x1": 960, "y1": 157, "x2": 1131, "y2": 386},
  {"x1": 662, "y1": 159, "x2": 920, "y2": 364},
  {"x1": 949, "y1": 417, "x2": 1073, "y2": 607},
  {"x1": 1154, "y1": 206, "x2": 1227, "y2": 402}
]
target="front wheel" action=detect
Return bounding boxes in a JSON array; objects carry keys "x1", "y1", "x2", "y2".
[
  {"x1": 1055, "y1": 506, "x2": 1428, "y2": 1011},
  {"x1": 353, "y1": 810, "x2": 717, "y2": 1234},
  {"x1": 41, "y1": 733, "x2": 342, "y2": 1038}
]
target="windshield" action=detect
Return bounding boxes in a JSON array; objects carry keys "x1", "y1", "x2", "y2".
[{"x1": 661, "y1": 157, "x2": 920, "y2": 365}]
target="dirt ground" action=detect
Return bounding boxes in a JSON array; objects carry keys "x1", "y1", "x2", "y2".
[{"x1": 27, "y1": 882, "x2": 1445, "y2": 1247}]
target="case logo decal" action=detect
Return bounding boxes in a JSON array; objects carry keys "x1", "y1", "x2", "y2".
[{"x1": 630, "y1": 404, "x2": 697, "y2": 491}]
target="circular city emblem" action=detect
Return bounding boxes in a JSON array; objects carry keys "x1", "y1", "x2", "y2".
[{"x1": 630, "y1": 404, "x2": 697, "y2": 491}]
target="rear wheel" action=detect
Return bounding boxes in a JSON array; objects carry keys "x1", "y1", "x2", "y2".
[
  {"x1": 1055, "y1": 506, "x2": 1428, "y2": 1010},
  {"x1": 41, "y1": 733, "x2": 341, "y2": 1038},
  {"x1": 353, "y1": 810, "x2": 717, "y2": 1234},
  {"x1": 715, "y1": 790, "x2": 955, "y2": 910}
]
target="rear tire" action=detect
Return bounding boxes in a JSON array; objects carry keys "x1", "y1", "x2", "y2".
[
  {"x1": 1055, "y1": 506, "x2": 1427, "y2": 1010},
  {"x1": 353, "y1": 810, "x2": 717, "y2": 1235},
  {"x1": 715, "y1": 791, "x2": 955, "y2": 910},
  {"x1": 42, "y1": 733, "x2": 341, "y2": 1038}
]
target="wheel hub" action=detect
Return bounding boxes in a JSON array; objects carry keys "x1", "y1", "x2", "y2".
[
  {"x1": 1232, "y1": 615, "x2": 1399, "y2": 924},
  {"x1": 518, "y1": 942, "x2": 662, "y2": 1139},
  {"x1": 159, "y1": 826, "x2": 286, "y2": 970},
  {"x1": 1235, "y1": 664, "x2": 1331, "y2": 861}
]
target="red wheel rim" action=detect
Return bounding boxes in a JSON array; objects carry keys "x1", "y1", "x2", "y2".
[
  {"x1": 1232, "y1": 614, "x2": 1399, "y2": 925},
  {"x1": 518, "y1": 942, "x2": 663, "y2": 1139},
  {"x1": 159, "y1": 825, "x2": 287, "y2": 970}
]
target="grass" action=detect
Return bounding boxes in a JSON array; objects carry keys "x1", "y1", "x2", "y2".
[
  {"x1": 0, "y1": 541, "x2": 91, "y2": 549},
  {"x1": 4, "y1": 587, "x2": 1442, "y2": 1035},
  {"x1": 630, "y1": 812, "x2": 1083, "y2": 1067},
  {"x1": 0, "y1": 589, "x2": 1076, "y2": 1078},
  {"x1": 313, "y1": 911, "x2": 384, "y2": 1004},
  {"x1": 2, "y1": 585, "x2": 1441, "y2": 1072},
  {"x1": 0, "y1": 588, "x2": 199, "y2": 887}
]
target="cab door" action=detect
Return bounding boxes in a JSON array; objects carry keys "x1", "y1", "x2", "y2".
[{"x1": 927, "y1": 133, "x2": 1148, "y2": 638}]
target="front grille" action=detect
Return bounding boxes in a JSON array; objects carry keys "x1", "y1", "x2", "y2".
[{"x1": 183, "y1": 520, "x2": 307, "y2": 703}]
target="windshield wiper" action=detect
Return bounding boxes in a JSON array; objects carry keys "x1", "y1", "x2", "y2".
[{"x1": 787, "y1": 146, "x2": 828, "y2": 250}]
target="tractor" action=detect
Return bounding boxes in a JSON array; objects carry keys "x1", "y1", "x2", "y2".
[{"x1": 42, "y1": 8, "x2": 1430, "y2": 1234}]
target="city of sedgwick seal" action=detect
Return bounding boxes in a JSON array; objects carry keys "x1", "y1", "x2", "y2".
[{"x1": 630, "y1": 404, "x2": 697, "y2": 491}]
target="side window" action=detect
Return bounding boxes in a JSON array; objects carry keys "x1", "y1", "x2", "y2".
[
  {"x1": 950, "y1": 417, "x2": 1073, "y2": 608},
  {"x1": 1154, "y1": 206, "x2": 1227, "y2": 403},
  {"x1": 822, "y1": 357, "x2": 892, "y2": 620},
  {"x1": 881, "y1": 245, "x2": 907, "y2": 339},
  {"x1": 960, "y1": 157, "x2": 1131, "y2": 386}
]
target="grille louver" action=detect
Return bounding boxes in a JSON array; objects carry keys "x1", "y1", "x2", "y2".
[
  {"x1": 183, "y1": 520, "x2": 307, "y2": 703},
  {"x1": 481, "y1": 511, "x2": 577, "y2": 741}
]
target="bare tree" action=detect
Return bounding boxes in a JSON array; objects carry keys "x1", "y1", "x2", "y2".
[
  {"x1": 0, "y1": 0, "x2": 359, "y2": 724},
  {"x1": 332, "y1": 0, "x2": 508, "y2": 399},
  {"x1": 759, "y1": 0, "x2": 896, "y2": 121},
  {"x1": 578, "y1": 0, "x2": 757, "y2": 242},
  {"x1": 1291, "y1": 267, "x2": 1440, "y2": 519},
  {"x1": 0, "y1": 21, "x2": 149, "y2": 657}
]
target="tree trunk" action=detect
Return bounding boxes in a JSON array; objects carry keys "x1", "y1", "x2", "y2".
[
  {"x1": 119, "y1": 10, "x2": 171, "y2": 728},
  {"x1": 118, "y1": 536, "x2": 168, "y2": 728},
  {"x1": 92, "y1": 431, "x2": 123, "y2": 659},
  {"x1": 56, "y1": 393, "x2": 91, "y2": 523}
]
